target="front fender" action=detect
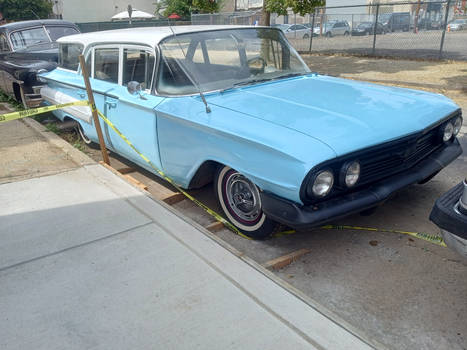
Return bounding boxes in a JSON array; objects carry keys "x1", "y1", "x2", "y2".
[{"x1": 156, "y1": 97, "x2": 336, "y2": 204}]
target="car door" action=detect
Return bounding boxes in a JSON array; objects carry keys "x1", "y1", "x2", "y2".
[
  {"x1": 90, "y1": 44, "x2": 164, "y2": 170},
  {"x1": 287, "y1": 25, "x2": 298, "y2": 38}
]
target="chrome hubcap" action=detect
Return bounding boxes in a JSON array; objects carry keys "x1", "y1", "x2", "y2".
[{"x1": 226, "y1": 173, "x2": 261, "y2": 222}]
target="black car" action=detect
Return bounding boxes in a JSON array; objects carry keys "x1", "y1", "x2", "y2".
[
  {"x1": 0, "y1": 20, "x2": 79, "y2": 108},
  {"x1": 351, "y1": 22, "x2": 385, "y2": 36},
  {"x1": 379, "y1": 12, "x2": 411, "y2": 32},
  {"x1": 417, "y1": 17, "x2": 442, "y2": 30}
]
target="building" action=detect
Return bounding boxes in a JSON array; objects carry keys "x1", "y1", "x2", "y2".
[{"x1": 50, "y1": 0, "x2": 156, "y2": 23}]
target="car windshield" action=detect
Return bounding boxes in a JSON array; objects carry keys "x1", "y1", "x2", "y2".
[
  {"x1": 357, "y1": 22, "x2": 372, "y2": 28},
  {"x1": 10, "y1": 27, "x2": 50, "y2": 50},
  {"x1": 451, "y1": 19, "x2": 465, "y2": 24},
  {"x1": 157, "y1": 28, "x2": 310, "y2": 95}
]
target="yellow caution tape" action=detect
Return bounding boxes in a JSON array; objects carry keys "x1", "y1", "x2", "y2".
[
  {"x1": 276, "y1": 225, "x2": 446, "y2": 247},
  {"x1": 1, "y1": 100, "x2": 448, "y2": 247},
  {"x1": 0, "y1": 101, "x2": 89, "y2": 123},
  {"x1": 320, "y1": 224, "x2": 447, "y2": 247}
]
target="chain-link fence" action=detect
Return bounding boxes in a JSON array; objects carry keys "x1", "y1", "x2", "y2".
[
  {"x1": 279, "y1": 0, "x2": 466, "y2": 60},
  {"x1": 191, "y1": 11, "x2": 262, "y2": 25}
]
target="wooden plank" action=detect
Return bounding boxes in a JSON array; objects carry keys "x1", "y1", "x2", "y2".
[
  {"x1": 162, "y1": 192, "x2": 186, "y2": 205},
  {"x1": 100, "y1": 161, "x2": 183, "y2": 204},
  {"x1": 124, "y1": 174, "x2": 148, "y2": 191},
  {"x1": 100, "y1": 161, "x2": 119, "y2": 174},
  {"x1": 205, "y1": 221, "x2": 224, "y2": 233},
  {"x1": 262, "y1": 249, "x2": 311, "y2": 271},
  {"x1": 117, "y1": 167, "x2": 135, "y2": 175}
]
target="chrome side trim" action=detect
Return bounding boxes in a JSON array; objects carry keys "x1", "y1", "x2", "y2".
[{"x1": 40, "y1": 86, "x2": 92, "y2": 123}]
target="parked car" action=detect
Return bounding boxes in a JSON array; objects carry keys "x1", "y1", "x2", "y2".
[
  {"x1": 313, "y1": 21, "x2": 350, "y2": 37},
  {"x1": 351, "y1": 22, "x2": 385, "y2": 36},
  {"x1": 430, "y1": 179, "x2": 467, "y2": 259},
  {"x1": 40, "y1": 26, "x2": 463, "y2": 238},
  {"x1": 272, "y1": 23, "x2": 312, "y2": 39},
  {"x1": 379, "y1": 12, "x2": 410, "y2": 32},
  {"x1": 417, "y1": 17, "x2": 442, "y2": 30},
  {"x1": 0, "y1": 19, "x2": 79, "y2": 107},
  {"x1": 448, "y1": 19, "x2": 467, "y2": 31}
]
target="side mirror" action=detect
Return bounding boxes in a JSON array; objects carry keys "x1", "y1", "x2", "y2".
[{"x1": 127, "y1": 81, "x2": 142, "y2": 95}]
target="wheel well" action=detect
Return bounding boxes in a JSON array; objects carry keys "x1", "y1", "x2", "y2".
[
  {"x1": 188, "y1": 160, "x2": 222, "y2": 189},
  {"x1": 12, "y1": 83, "x2": 22, "y2": 103}
]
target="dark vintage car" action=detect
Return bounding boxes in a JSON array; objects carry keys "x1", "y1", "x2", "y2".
[
  {"x1": 431, "y1": 179, "x2": 467, "y2": 258},
  {"x1": 351, "y1": 22, "x2": 385, "y2": 36},
  {"x1": 0, "y1": 19, "x2": 79, "y2": 107}
]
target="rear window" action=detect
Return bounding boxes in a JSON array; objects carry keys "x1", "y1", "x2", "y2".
[
  {"x1": 46, "y1": 26, "x2": 79, "y2": 41},
  {"x1": 58, "y1": 43, "x2": 83, "y2": 71}
]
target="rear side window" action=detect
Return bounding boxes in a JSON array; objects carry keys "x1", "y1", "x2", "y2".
[
  {"x1": 46, "y1": 26, "x2": 79, "y2": 41},
  {"x1": 58, "y1": 43, "x2": 83, "y2": 71},
  {"x1": 94, "y1": 48, "x2": 119, "y2": 83},
  {"x1": 0, "y1": 34, "x2": 10, "y2": 52}
]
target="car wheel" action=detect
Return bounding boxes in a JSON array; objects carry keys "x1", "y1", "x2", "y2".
[
  {"x1": 215, "y1": 165, "x2": 278, "y2": 239},
  {"x1": 76, "y1": 123, "x2": 93, "y2": 145},
  {"x1": 303, "y1": 33, "x2": 310, "y2": 39}
]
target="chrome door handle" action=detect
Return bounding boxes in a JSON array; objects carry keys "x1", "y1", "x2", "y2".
[{"x1": 105, "y1": 101, "x2": 117, "y2": 109}]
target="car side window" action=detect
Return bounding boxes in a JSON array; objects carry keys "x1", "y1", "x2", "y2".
[
  {"x1": 0, "y1": 34, "x2": 10, "y2": 52},
  {"x1": 122, "y1": 48, "x2": 155, "y2": 90},
  {"x1": 94, "y1": 48, "x2": 119, "y2": 83}
]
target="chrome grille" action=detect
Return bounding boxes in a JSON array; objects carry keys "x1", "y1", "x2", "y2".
[{"x1": 358, "y1": 127, "x2": 440, "y2": 185}]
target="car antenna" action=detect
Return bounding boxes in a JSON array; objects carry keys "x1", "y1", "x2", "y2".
[
  {"x1": 30, "y1": 9, "x2": 41, "y2": 19},
  {"x1": 166, "y1": 19, "x2": 211, "y2": 113}
]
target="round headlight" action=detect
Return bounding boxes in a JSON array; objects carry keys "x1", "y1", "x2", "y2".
[
  {"x1": 311, "y1": 170, "x2": 334, "y2": 197},
  {"x1": 442, "y1": 122, "x2": 454, "y2": 142},
  {"x1": 453, "y1": 116, "x2": 462, "y2": 136},
  {"x1": 343, "y1": 161, "x2": 360, "y2": 187}
]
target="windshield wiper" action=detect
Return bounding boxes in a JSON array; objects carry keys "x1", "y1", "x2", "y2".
[
  {"x1": 220, "y1": 78, "x2": 273, "y2": 93},
  {"x1": 272, "y1": 72, "x2": 307, "y2": 80}
]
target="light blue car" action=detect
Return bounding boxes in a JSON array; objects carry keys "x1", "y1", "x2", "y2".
[{"x1": 40, "y1": 25, "x2": 463, "y2": 238}]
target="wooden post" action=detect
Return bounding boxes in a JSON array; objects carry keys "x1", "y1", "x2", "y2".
[{"x1": 78, "y1": 54, "x2": 110, "y2": 165}]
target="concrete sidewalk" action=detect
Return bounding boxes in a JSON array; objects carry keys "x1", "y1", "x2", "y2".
[{"x1": 0, "y1": 118, "x2": 381, "y2": 349}]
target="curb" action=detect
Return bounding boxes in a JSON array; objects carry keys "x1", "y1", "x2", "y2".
[{"x1": 21, "y1": 117, "x2": 96, "y2": 167}]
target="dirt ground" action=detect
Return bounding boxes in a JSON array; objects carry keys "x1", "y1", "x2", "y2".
[{"x1": 301, "y1": 54, "x2": 467, "y2": 112}]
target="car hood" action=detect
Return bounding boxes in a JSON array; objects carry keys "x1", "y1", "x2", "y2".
[{"x1": 206, "y1": 74, "x2": 460, "y2": 156}]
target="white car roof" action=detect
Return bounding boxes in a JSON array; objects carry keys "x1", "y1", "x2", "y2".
[{"x1": 57, "y1": 25, "x2": 262, "y2": 49}]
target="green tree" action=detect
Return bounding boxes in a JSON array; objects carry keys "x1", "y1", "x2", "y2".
[
  {"x1": 162, "y1": 0, "x2": 221, "y2": 18},
  {"x1": 0, "y1": 0, "x2": 52, "y2": 21},
  {"x1": 264, "y1": 0, "x2": 325, "y2": 25},
  {"x1": 192, "y1": 0, "x2": 221, "y2": 14},
  {"x1": 163, "y1": 0, "x2": 192, "y2": 18}
]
